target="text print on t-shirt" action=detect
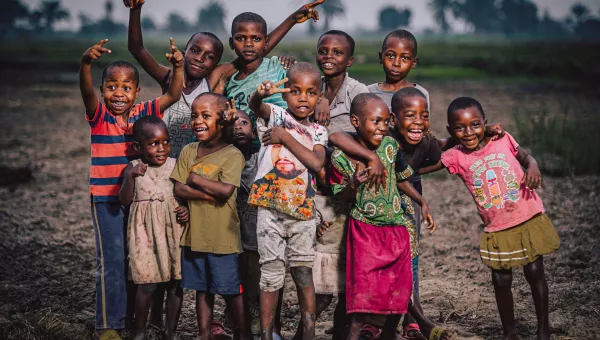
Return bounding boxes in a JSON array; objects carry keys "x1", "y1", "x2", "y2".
[{"x1": 469, "y1": 153, "x2": 520, "y2": 210}]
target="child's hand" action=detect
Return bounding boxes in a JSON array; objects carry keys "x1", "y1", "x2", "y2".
[
  {"x1": 123, "y1": 0, "x2": 144, "y2": 9},
  {"x1": 317, "y1": 221, "x2": 332, "y2": 238},
  {"x1": 421, "y1": 202, "x2": 437, "y2": 234},
  {"x1": 350, "y1": 162, "x2": 369, "y2": 190},
  {"x1": 262, "y1": 127, "x2": 289, "y2": 145},
  {"x1": 82, "y1": 39, "x2": 112, "y2": 64},
  {"x1": 174, "y1": 206, "x2": 189, "y2": 223},
  {"x1": 131, "y1": 162, "x2": 148, "y2": 177},
  {"x1": 523, "y1": 163, "x2": 542, "y2": 190},
  {"x1": 292, "y1": 0, "x2": 324, "y2": 23},
  {"x1": 165, "y1": 37, "x2": 184, "y2": 68},
  {"x1": 278, "y1": 56, "x2": 297, "y2": 70},
  {"x1": 314, "y1": 98, "x2": 330, "y2": 127},
  {"x1": 256, "y1": 78, "x2": 290, "y2": 98},
  {"x1": 223, "y1": 99, "x2": 238, "y2": 123},
  {"x1": 485, "y1": 123, "x2": 505, "y2": 140},
  {"x1": 367, "y1": 155, "x2": 387, "y2": 191}
]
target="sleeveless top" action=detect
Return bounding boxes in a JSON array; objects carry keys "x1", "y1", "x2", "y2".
[{"x1": 163, "y1": 79, "x2": 210, "y2": 157}]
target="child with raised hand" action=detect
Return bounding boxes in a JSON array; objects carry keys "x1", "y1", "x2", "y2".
[
  {"x1": 421, "y1": 97, "x2": 560, "y2": 340},
  {"x1": 119, "y1": 116, "x2": 189, "y2": 340},
  {"x1": 80, "y1": 38, "x2": 183, "y2": 339},
  {"x1": 169, "y1": 93, "x2": 250, "y2": 340},
  {"x1": 248, "y1": 62, "x2": 328, "y2": 340},
  {"x1": 328, "y1": 93, "x2": 435, "y2": 340}
]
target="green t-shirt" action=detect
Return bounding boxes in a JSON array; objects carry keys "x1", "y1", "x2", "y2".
[
  {"x1": 330, "y1": 136, "x2": 414, "y2": 226},
  {"x1": 170, "y1": 143, "x2": 245, "y2": 254}
]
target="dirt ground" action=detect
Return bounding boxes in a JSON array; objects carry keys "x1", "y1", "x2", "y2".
[{"x1": 0, "y1": 69, "x2": 598, "y2": 340}]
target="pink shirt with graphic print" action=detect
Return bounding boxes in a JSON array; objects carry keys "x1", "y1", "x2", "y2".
[{"x1": 441, "y1": 133, "x2": 544, "y2": 233}]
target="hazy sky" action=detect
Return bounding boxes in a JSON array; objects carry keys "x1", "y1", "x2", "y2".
[{"x1": 22, "y1": 0, "x2": 600, "y2": 33}]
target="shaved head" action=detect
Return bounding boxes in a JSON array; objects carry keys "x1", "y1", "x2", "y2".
[
  {"x1": 350, "y1": 93, "x2": 387, "y2": 118},
  {"x1": 286, "y1": 62, "x2": 321, "y2": 88}
]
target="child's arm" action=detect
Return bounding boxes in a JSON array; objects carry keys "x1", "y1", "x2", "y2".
[
  {"x1": 328, "y1": 131, "x2": 387, "y2": 190},
  {"x1": 174, "y1": 182, "x2": 219, "y2": 203},
  {"x1": 80, "y1": 39, "x2": 111, "y2": 119},
  {"x1": 417, "y1": 161, "x2": 445, "y2": 175},
  {"x1": 248, "y1": 78, "x2": 290, "y2": 122},
  {"x1": 185, "y1": 174, "x2": 236, "y2": 203},
  {"x1": 125, "y1": 0, "x2": 171, "y2": 89},
  {"x1": 336, "y1": 162, "x2": 369, "y2": 202},
  {"x1": 263, "y1": 128, "x2": 327, "y2": 173},
  {"x1": 157, "y1": 38, "x2": 184, "y2": 112},
  {"x1": 119, "y1": 162, "x2": 148, "y2": 205},
  {"x1": 396, "y1": 181, "x2": 437, "y2": 234},
  {"x1": 264, "y1": 0, "x2": 323, "y2": 54},
  {"x1": 516, "y1": 148, "x2": 542, "y2": 190}
]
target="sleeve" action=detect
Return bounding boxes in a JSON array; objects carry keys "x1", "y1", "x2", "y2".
[
  {"x1": 329, "y1": 150, "x2": 352, "y2": 195},
  {"x1": 142, "y1": 98, "x2": 163, "y2": 119},
  {"x1": 170, "y1": 144, "x2": 192, "y2": 184},
  {"x1": 348, "y1": 80, "x2": 370, "y2": 102},
  {"x1": 312, "y1": 126, "x2": 329, "y2": 148},
  {"x1": 441, "y1": 148, "x2": 459, "y2": 174},
  {"x1": 421, "y1": 135, "x2": 443, "y2": 166},
  {"x1": 86, "y1": 100, "x2": 104, "y2": 128},
  {"x1": 329, "y1": 161, "x2": 347, "y2": 195},
  {"x1": 219, "y1": 150, "x2": 245, "y2": 187},
  {"x1": 395, "y1": 148, "x2": 414, "y2": 182},
  {"x1": 504, "y1": 132, "x2": 520, "y2": 157}
]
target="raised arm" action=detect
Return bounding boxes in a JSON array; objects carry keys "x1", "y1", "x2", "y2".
[
  {"x1": 248, "y1": 78, "x2": 290, "y2": 122},
  {"x1": 263, "y1": 128, "x2": 327, "y2": 173},
  {"x1": 265, "y1": 0, "x2": 323, "y2": 54},
  {"x1": 126, "y1": 0, "x2": 171, "y2": 88},
  {"x1": 80, "y1": 39, "x2": 111, "y2": 119},
  {"x1": 158, "y1": 38, "x2": 184, "y2": 112},
  {"x1": 515, "y1": 147, "x2": 542, "y2": 190},
  {"x1": 174, "y1": 181, "x2": 219, "y2": 203},
  {"x1": 185, "y1": 174, "x2": 236, "y2": 203}
]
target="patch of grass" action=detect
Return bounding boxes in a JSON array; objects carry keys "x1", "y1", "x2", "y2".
[
  {"x1": 0, "y1": 308, "x2": 87, "y2": 340},
  {"x1": 512, "y1": 105, "x2": 600, "y2": 176}
]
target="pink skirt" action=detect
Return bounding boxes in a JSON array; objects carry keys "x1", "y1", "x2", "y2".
[{"x1": 346, "y1": 218, "x2": 412, "y2": 314}]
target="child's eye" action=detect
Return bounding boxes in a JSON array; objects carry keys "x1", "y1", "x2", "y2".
[
  {"x1": 150, "y1": 142, "x2": 157, "y2": 146},
  {"x1": 236, "y1": 37, "x2": 243, "y2": 41},
  {"x1": 291, "y1": 90, "x2": 299, "y2": 94},
  {"x1": 124, "y1": 87, "x2": 131, "y2": 91},
  {"x1": 164, "y1": 140, "x2": 170, "y2": 145},
  {"x1": 206, "y1": 54, "x2": 214, "y2": 60},
  {"x1": 334, "y1": 50, "x2": 343, "y2": 55},
  {"x1": 203, "y1": 114, "x2": 210, "y2": 119},
  {"x1": 253, "y1": 37, "x2": 261, "y2": 42},
  {"x1": 387, "y1": 54, "x2": 395, "y2": 59},
  {"x1": 317, "y1": 49, "x2": 327, "y2": 55},
  {"x1": 191, "y1": 48, "x2": 198, "y2": 53},
  {"x1": 309, "y1": 91, "x2": 316, "y2": 95},
  {"x1": 402, "y1": 56, "x2": 410, "y2": 61}
]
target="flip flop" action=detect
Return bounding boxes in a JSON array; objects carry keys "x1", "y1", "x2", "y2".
[
  {"x1": 94, "y1": 329, "x2": 122, "y2": 340},
  {"x1": 359, "y1": 324, "x2": 382, "y2": 340},
  {"x1": 428, "y1": 326, "x2": 457, "y2": 340},
  {"x1": 403, "y1": 323, "x2": 425, "y2": 340},
  {"x1": 272, "y1": 332, "x2": 283, "y2": 340}
]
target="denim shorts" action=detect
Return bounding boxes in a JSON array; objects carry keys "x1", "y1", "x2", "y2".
[{"x1": 181, "y1": 247, "x2": 242, "y2": 295}]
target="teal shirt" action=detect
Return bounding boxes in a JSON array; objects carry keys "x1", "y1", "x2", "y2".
[{"x1": 225, "y1": 56, "x2": 288, "y2": 151}]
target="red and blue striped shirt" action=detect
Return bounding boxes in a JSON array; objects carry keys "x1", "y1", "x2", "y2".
[{"x1": 87, "y1": 99, "x2": 162, "y2": 202}]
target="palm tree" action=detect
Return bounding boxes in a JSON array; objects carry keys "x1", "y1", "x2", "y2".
[
  {"x1": 428, "y1": 0, "x2": 452, "y2": 33},
  {"x1": 40, "y1": 0, "x2": 70, "y2": 32},
  {"x1": 197, "y1": 1, "x2": 226, "y2": 33},
  {"x1": 321, "y1": 0, "x2": 345, "y2": 31}
]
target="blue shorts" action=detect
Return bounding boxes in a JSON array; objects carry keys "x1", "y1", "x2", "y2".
[{"x1": 181, "y1": 247, "x2": 242, "y2": 295}]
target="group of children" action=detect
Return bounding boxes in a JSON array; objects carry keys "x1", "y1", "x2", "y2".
[{"x1": 80, "y1": 1, "x2": 561, "y2": 340}]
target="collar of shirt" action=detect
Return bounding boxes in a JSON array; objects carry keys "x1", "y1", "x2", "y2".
[{"x1": 321, "y1": 73, "x2": 351, "y2": 113}]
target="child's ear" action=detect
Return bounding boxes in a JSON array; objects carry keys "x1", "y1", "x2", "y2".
[
  {"x1": 133, "y1": 141, "x2": 141, "y2": 152},
  {"x1": 378, "y1": 52, "x2": 383, "y2": 64},
  {"x1": 347, "y1": 56, "x2": 355, "y2": 68},
  {"x1": 263, "y1": 37, "x2": 269, "y2": 52},
  {"x1": 228, "y1": 37, "x2": 234, "y2": 50},
  {"x1": 446, "y1": 125, "x2": 453, "y2": 137},
  {"x1": 350, "y1": 114, "x2": 360, "y2": 128},
  {"x1": 412, "y1": 56, "x2": 419, "y2": 69},
  {"x1": 135, "y1": 87, "x2": 140, "y2": 99},
  {"x1": 317, "y1": 92, "x2": 323, "y2": 103},
  {"x1": 389, "y1": 113, "x2": 397, "y2": 127}
]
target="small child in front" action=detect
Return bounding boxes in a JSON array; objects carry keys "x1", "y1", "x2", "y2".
[
  {"x1": 79, "y1": 38, "x2": 183, "y2": 338},
  {"x1": 248, "y1": 62, "x2": 328, "y2": 340},
  {"x1": 329, "y1": 94, "x2": 434, "y2": 340},
  {"x1": 170, "y1": 93, "x2": 250, "y2": 340},
  {"x1": 119, "y1": 116, "x2": 189, "y2": 340},
  {"x1": 421, "y1": 97, "x2": 560, "y2": 340}
]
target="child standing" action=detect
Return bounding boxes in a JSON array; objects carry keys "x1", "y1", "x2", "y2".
[
  {"x1": 80, "y1": 38, "x2": 183, "y2": 338},
  {"x1": 170, "y1": 93, "x2": 250, "y2": 340},
  {"x1": 119, "y1": 116, "x2": 189, "y2": 340},
  {"x1": 328, "y1": 94, "x2": 434, "y2": 340},
  {"x1": 421, "y1": 97, "x2": 560, "y2": 340},
  {"x1": 248, "y1": 62, "x2": 328, "y2": 340}
]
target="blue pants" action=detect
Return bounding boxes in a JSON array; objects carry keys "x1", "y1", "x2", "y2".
[{"x1": 91, "y1": 200, "x2": 128, "y2": 330}]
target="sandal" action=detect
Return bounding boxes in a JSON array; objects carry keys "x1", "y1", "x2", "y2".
[
  {"x1": 403, "y1": 323, "x2": 426, "y2": 340},
  {"x1": 211, "y1": 320, "x2": 232, "y2": 339},
  {"x1": 94, "y1": 329, "x2": 122, "y2": 340},
  {"x1": 359, "y1": 324, "x2": 382, "y2": 340},
  {"x1": 428, "y1": 326, "x2": 457, "y2": 340}
]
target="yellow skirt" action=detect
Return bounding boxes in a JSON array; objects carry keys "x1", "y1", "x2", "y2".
[{"x1": 480, "y1": 214, "x2": 560, "y2": 270}]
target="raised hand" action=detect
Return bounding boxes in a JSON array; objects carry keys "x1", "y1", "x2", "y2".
[
  {"x1": 255, "y1": 78, "x2": 290, "y2": 98},
  {"x1": 350, "y1": 162, "x2": 370, "y2": 190},
  {"x1": 223, "y1": 99, "x2": 238, "y2": 123},
  {"x1": 278, "y1": 56, "x2": 297, "y2": 70},
  {"x1": 131, "y1": 162, "x2": 148, "y2": 177},
  {"x1": 82, "y1": 39, "x2": 111, "y2": 64},
  {"x1": 293, "y1": 0, "x2": 324, "y2": 23},
  {"x1": 123, "y1": 0, "x2": 144, "y2": 9},
  {"x1": 485, "y1": 122, "x2": 505, "y2": 140},
  {"x1": 165, "y1": 37, "x2": 184, "y2": 68}
]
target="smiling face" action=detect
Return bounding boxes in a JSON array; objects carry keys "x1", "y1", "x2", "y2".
[
  {"x1": 352, "y1": 100, "x2": 391, "y2": 149},
  {"x1": 191, "y1": 97, "x2": 224, "y2": 143},
  {"x1": 230, "y1": 22, "x2": 267, "y2": 63},
  {"x1": 184, "y1": 34, "x2": 222, "y2": 79},
  {"x1": 232, "y1": 111, "x2": 254, "y2": 147},
  {"x1": 316, "y1": 34, "x2": 353, "y2": 77},
  {"x1": 447, "y1": 106, "x2": 488, "y2": 151},
  {"x1": 134, "y1": 123, "x2": 171, "y2": 166},
  {"x1": 392, "y1": 96, "x2": 429, "y2": 145},
  {"x1": 379, "y1": 37, "x2": 417, "y2": 82},
  {"x1": 101, "y1": 66, "x2": 140, "y2": 116},
  {"x1": 283, "y1": 72, "x2": 322, "y2": 121}
]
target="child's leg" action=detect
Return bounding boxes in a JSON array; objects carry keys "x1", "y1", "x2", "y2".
[
  {"x1": 523, "y1": 257, "x2": 550, "y2": 340},
  {"x1": 332, "y1": 294, "x2": 346, "y2": 340},
  {"x1": 347, "y1": 314, "x2": 366, "y2": 340},
  {"x1": 133, "y1": 283, "x2": 157, "y2": 339},
  {"x1": 224, "y1": 294, "x2": 251, "y2": 340},
  {"x1": 492, "y1": 268, "x2": 519, "y2": 340},
  {"x1": 196, "y1": 291, "x2": 215, "y2": 340},
  {"x1": 241, "y1": 250, "x2": 261, "y2": 335},
  {"x1": 150, "y1": 283, "x2": 166, "y2": 328},
  {"x1": 380, "y1": 314, "x2": 402, "y2": 340},
  {"x1": 293, "y1": 294, "x2": 333, "y2": 340},
  {"x1": 291, "y1": 266, "x2": 317, "y2": 340},
  {"x1": 91, "y1": 200, "x2": 128, "y2": 332},
  {"x1": 163, "y1": 280, "x2": 183, "y2": 340}
]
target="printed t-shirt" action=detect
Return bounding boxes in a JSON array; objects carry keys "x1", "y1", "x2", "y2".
[
  {"x1": 248, "y1": 104, "x2": 328, "y2": 220},
  {"x1": 225, "y1": 57, "x2": 288, "y2": 150},
  {"x1": 441, "y1": 133, "x2": 545, "y2": 233},
  {"x1": 170, "y1": 143, "x2": 245, "y2": 254},
  {"x1": 87, "y1": 99, "x2": 162, "y2": 202},
  {"x1": 322, "y1": 74, "x2": 369, "y2": 134},
  {"x1": 330, "y1": 136, "x2": 414, "y2": 226},
  {"x1": 367, "y1": 83, "x2": 431, "y2": 113}
]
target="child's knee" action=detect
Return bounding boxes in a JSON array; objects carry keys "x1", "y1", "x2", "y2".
[
  {"x1": 290, "y1": 266, "x2": 313, "y2": 288},
  {"x1": 260, "y1": 260, "x2": 286, "y2": 292}
]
